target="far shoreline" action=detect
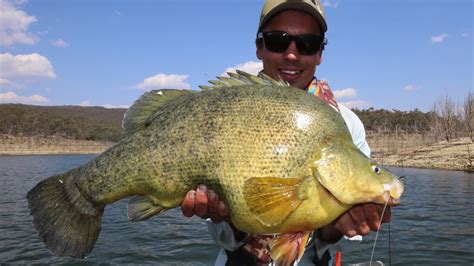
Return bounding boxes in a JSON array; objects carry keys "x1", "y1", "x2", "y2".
[
  {"x1": 1, "y1": 135, "x2": 473, "y2": 173},
  {"x1": 0, "y1": 135, "x2": 114, "y2": 157},
  {"x1": 0, "y1": 152, "x2": 100, "y2": 156}
]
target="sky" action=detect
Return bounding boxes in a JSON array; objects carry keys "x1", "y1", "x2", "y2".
[{"x1": 0, "y1": 0, "x2": 472, "y2": 111}]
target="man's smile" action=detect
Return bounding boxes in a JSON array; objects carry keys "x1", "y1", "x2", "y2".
[{"x1": 279, "y1": 68, "x2": 304, "y2": 82}]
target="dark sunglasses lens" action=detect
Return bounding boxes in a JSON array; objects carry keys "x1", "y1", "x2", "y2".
[
  {"x1": 262, "y1": 32, "x2": 324, "y2": 55},
  {"x1": 263, "y1": 32, "x2": 291, "y2": 53},
  {"x1": 296, "y1": 35, "x2": 323, "y2": 55}
]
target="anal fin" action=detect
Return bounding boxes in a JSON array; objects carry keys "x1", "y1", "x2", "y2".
[{"x1": 268, "y1": 231, "x2": 312, "y2": 266}]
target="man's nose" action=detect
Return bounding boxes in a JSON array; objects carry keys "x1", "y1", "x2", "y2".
[{"x1": 283, "y1": 41, "x2": 300, "y2": 61}]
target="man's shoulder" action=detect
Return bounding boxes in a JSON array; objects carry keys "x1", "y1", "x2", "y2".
[
  {"x1": 338, "y1": 104, "x2": 364, "y2": 126},
  {"x1": 338, "y1": 104, "x2": 356, "y2": 115}
]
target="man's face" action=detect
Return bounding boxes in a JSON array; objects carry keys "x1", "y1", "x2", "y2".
[{"x1": 257, "y1": 10, "x2": 323, "y2": 90}]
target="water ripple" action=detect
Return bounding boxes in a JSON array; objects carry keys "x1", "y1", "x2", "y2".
[{"x1": 1, "y1": 156, "x2": 473, "y2": 264}]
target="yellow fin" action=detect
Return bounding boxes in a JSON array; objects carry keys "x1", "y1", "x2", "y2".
[
  {"x1": 243, "y1": 177, "x2": 303, "y2": 227},
  {"x1": 268, "y1": 232, "x2": 312, "y2": 266},
  {"x1": 127, "y1": 195, "x2": 168, "y2": 222}
]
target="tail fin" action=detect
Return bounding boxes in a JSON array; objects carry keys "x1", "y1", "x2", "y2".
[{"x1": 26, "y1": 173, "x2": 104, "y2": 258}]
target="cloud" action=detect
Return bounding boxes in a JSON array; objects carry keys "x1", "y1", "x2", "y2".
[
  {"x1": 0, "y1": 78, "x2": 13, "y2": 87},
  {"x1": 461, "y1": 32, "x2": 470, "y2": 38},
  {"x1": 322, "y1": 0, "x2": 339, "y2": 8},
  {"x1": 221, "y1": 61, "x2": 263, "y2": 76},
  {"x1": 334, "y1": 88, "x2": 367, "y2": 108},
  {"x1": 0, "y1": 91, "x2": 49, "y2": 104},
  {"x1": 333, "y1": 88, "x2": 357, "y2": 99},
  {"x1": 102, "y1": 104, "x2": 129, "y2": 109},
  {"x1": 136, "y1": 73, "x2": 191, "y2": 90},
  {"x1": 79, "y1": 100, "x2": 128, "y2": 109},
  {"x1": 0, "y1": 0, "x2": 38, "y2": 46},
  {"x1": 339, "y1": 100, "x2": 369, "y2": 109},
  {"x1": 403, "y1": 84, "x2": 418, "y2": 91},
  {"x1": 51, "y1": 38, "x2": 69, "y2": 48},
  {"x1": 0, "y1": 53, "x2": 56, "y2": 88},
  {"x1": 114, "y1": 10, "x2": 122, "y2": 16},
  {"x1": 79, "y1": 100, "x2": 91, "y2": 106},
  {"x1": 431, "y1": 33, "x2": 449, "y2": 43}
]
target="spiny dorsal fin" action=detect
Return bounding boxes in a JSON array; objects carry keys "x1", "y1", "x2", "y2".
[
  {"x1": 198, "y1": 70, "x2": 288, "y2": 90},
  {"x1": 122, "y1": 89, "x2": 196, "y2": 137}
]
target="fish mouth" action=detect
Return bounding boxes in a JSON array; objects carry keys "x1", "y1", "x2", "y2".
[
  {"x1": 391, "y1": 197, "x2": 401, "y2": 206},
  {"x1": 374, "y1": 178, "x2": 404, "y2": 206},
  {"x1": 388, "y1": 177, "x2": 404, "y2": 199},
  {"x1": 374, "y1": 193, "x2": 401, "y2": 206}
]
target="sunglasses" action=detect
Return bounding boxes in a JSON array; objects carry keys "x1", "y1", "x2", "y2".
[{"x1": 257, "y1": 31, "x2": 325, "y2": 55}]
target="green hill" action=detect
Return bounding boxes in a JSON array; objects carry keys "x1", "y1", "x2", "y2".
[{"x1": 0, "y1": 104, "x2": 126, "y2": 142}]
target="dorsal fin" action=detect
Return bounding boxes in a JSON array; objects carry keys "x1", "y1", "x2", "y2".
[
  {"x1": 198, "y1": 70, "x2": 288, "y2": 90},
  {"x1": 122, "y1": 89, "x2": 196, "y2": 137}
]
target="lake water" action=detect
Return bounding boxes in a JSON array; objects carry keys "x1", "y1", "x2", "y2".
[{"x1": 1, "y1": 155, "x2": 473, "y2": 265}]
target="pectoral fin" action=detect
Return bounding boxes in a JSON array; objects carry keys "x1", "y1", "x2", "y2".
[
  {"x1": 127, "y1": 195, "x2": 169, "y2": 222},
  {"x1": 268, "y1": 232, "x2": 312, "y2": 266},
  {"x1": 243, "y1": 177, "x2": 304, "y2": 227}
]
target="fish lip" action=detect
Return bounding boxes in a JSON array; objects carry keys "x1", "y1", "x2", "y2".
[
  {"x1": 373, "y1": 193, "x2": 400, "y2": 206},
  {"x1": 388, "y1": 178, "x2": 404, "y2": 199},
  {"x1": 375, "y1": 179, "x2": 404, "y2": 206},
  {"x1": 391, "y1": 197, "x2": 401, "y2": 206}
]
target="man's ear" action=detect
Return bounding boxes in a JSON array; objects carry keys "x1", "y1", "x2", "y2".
[
  {"x1": 316, "y1": 52, "x2": 323, "y2": 65},
  {"x1": 256, "y1": 42, "x2": 263, "y2": 60}
]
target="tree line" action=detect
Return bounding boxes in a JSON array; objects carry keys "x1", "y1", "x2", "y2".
[
  {"x1": 354, "y1": 92, "x2": 474, "y2": 142},
  {"x1": 1, "y1": 92, "x2": 472, "y2": 143}
]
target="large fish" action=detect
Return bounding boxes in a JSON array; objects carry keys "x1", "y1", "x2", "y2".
[{"x1": 26, "y1": 71, "x2": 403, "y2": 265}]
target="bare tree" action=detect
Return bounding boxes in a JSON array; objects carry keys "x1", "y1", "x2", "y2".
[
  {"x1": 463, "y1": 92, "x2": 474, "y2": 142},
  {"x1": 432, "y1": 94, "x2": 457, "y2": 142}
]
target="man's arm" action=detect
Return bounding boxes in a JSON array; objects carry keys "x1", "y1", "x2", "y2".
[
  {"x1": 318, "y1": 104, "x2": 390, "y2": 243},
  {"x1": 318, "y1": 203, "x2": 392, "y2": 242},
  {"x1": 181, "y1": 185, "x2": 392, "y2": 242},
  {"x1": 181, "y1": 105, "x2": 391, "y2": 247}
]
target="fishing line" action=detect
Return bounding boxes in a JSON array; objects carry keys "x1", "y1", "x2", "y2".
[
  {"x1": 369, "y1": 198, "x2": 390, "y2": 265},
  {"x1": 388, "y1": 221, "x2": 391, "y2": 265}
]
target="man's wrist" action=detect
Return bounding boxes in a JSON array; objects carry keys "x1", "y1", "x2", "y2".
[{"x1": 318, "y1": 224, "x2": 343, "y2": 243}]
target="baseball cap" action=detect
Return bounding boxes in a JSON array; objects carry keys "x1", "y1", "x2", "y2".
[{"x1": 258, "y1": 0, "x2": 327, "y2": 33}]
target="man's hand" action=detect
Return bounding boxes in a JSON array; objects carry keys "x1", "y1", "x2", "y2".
[
  {"x1": 181, "y1": 184, "x2": 230, "y2": 223},
  {"x1": 319, "y1": 203, "x2": 392, "y2": 242}
]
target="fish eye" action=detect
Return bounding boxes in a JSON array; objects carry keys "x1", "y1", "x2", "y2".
[{"x1": 372, "y1": 165, "x2": 381, "y2": 174}]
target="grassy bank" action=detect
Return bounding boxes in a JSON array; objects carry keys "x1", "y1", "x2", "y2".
[
  {"x1": 368, "y1": 133, "x2": 474, "y2": 171},
  {"x1": 0, "y1": 135, "x2": 114, "y2": 155}
]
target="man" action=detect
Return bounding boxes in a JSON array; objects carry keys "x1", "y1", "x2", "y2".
[{"x1": 181, "y1": 0, "x2": 391, "y2": 265}]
